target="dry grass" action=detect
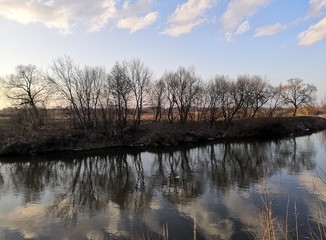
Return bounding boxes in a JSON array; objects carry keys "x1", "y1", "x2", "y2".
[
  {"x1": 1, "y1": 112, "x2": 326, "y2": 156},
  {"x1": 248, "y1": 166, "x2": 326, "y2": 240}
]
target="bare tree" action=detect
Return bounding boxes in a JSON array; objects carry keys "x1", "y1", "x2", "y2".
[
  {"x1": 98, "y1": 82, "x2": 115, "y2": 132},
  {"x1": 48, "y1": 56, "x2": 106, "y2": 129},
  {"x1": 280, "y1": 78, "x2": 317, "y2": 116},
  {"x1": 164, "y1": 71, "x2": 177, "y2": 123},
  {"x1": 1, "y1": 65, "x2": 48, "y2": 127},
  {"x1": 249, "y1": 76, "x2": 273, "y2": 118},
  {"x1": 74, "y1": 66, "x2": 106, "y2": 128},
  {"x1": 126, "y1": 59, "x2": 152, "y2": 126},
  {"x1": 217, "y1": 76, "x2": 246, "y2": 128},
  {"x1": 48, "y1": 56, "x2": 83, "y2": 127},
  {"x1": 192, "y1": 82, "x2": 208, "y2": 121},
  {"x1": 173, "y1": 66, "x2": 201, "y2": 124},
  {"x1": 241, "y1": 75, "x2": 273, "y2": 118},
  {"x1": 109, "y1": 61, "x2": 131, "y2": 128},
  {"x1": 207, "y1": 76, "x2": 223, "y2": 124},
  {"x1": 150, "y1": 78, "x2": 166, "y2": 122},
  {"x1": 263, "y1": 84, "x2": 282, "y2": 117}
]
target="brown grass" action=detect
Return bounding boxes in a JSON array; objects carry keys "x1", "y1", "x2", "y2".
[{"x1": 1, "y1": 115, "x2": 326, "y2": 156}]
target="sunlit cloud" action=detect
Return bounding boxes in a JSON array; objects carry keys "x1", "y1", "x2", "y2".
[
  {"x1": 88, "y1": 0, "x2": 157, "y2": 32},
  {"x1": 162, "y1": 0, "x2": 216, "y2": 37},
  {"x1": 220, "y1": 0, "x2": 271, "y2": 40},
  {"x1": 0, "y1": 0, "x2": 70, "y2": 34},
  {"x1": 298, "y1": 17, "x2": 326, "y2": 45},
  {"x1": 105, "y1": 201, "x2": 129, "y2": 237},
  {"x1": 306, "y1": 0, "x2": 326, "y2": 18},
  {"x1": 0, "y1": 0, "x2": 158, "y2": 34},
  {"x1": 0, "y1": 204, "x2": 48, "y2": 239},
  {"x1": 254, "y1": 23, "x2": 287, "y2": 37},
  {"x1": 176, "y1": 200, "x2": 234, "y2": 239},
  {"x1": 236, "y1": 20, "x2": 250, "y2": 35},
  {"x1": 117, "y1": 11, "x2": 158, "y2": 33}
]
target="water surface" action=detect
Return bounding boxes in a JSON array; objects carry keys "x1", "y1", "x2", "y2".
[{"x1": 0, "y1": 132, "x2": 326, "y2": 239}]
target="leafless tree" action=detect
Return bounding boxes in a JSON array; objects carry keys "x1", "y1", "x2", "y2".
[
  {"x1": 218, "y1": 76, "x2": 246, "y2": 128},
  {"x1": 126, "y1": 59, "x2": 152, "y2": 126},
  {"x1": 164, "y1": 71, "x2": 177, "y2": 123},
  {"x1": 75, "y1": 65, "x2": 106, "y2": 127},
  {"x1": 150, "y1": 78, "x2": 166, "y2": 122},
  {"x1": 192, "y1": 82, "x2": 209, "y2": 121},
  {"x1": 249, "y1": 76, "x2": 273, "y2": 118},
  {"x1": 172, "y1": 66, "x2": 201, "y2": 124},
  {"x1": 1, "y1": 64, "x2": 48, "y2": 127},
  {"x1": 241, "y1": 75, "x2": 273, "y2": 118},
  {"x1": 207, "y1": 76, "x2": 224, "y2": 124},
  {"x1": 48, "y1": 56, "x2": 106, "y2": 129},
  {"x1": 98, "y1": 82, "x2": 115, "y2": 132},
  {"x1": 280, "y1": 78, "x2": 317, "y2": 116},
  {"x1": 109, "y1": 61, "x2": 131, "y2": 128},
  {"x1": 48, "y1": 56, "x2": 82, "y2": 127}
]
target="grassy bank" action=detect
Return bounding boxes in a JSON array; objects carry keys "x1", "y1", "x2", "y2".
[{"x1": 1, "y1": 116, "x2": 326, "y2": 156}]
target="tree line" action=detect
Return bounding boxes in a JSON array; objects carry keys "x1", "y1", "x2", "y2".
[{"x1": 0, "y1": 56, "x2": 317, "y2": 130}]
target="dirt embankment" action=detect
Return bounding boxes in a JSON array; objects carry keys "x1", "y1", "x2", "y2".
[{"x1": 1, "y1": 116, "x2": 326, "y2": 156}]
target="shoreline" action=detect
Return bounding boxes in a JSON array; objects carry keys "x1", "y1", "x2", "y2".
[{"x1": 1, "y1": 116, "x2": 326, "y2": 157}]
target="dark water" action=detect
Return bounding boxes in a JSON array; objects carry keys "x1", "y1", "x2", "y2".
[{"x1": 1, "y1": 132, "x2": 326, "y2": 240}]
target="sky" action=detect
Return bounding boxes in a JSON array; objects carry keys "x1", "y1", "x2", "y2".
[{"x1": 0, "y1": 0, "x2": 326, "y2": 108}]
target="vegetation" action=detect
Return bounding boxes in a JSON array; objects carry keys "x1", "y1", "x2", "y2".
[{"x1": 0, "y1": 56, "x2": 324, "y2": 156}]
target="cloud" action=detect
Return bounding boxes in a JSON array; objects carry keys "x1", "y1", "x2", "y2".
[
  {"x1": 162, "y1": 0, "x2": 216, "y2": 37},
  {"x1": 298, "y1": 16, "x2": 326, "y2": 45},
  {"x1": 254, "y1": 23, "x2": 287, "y2": 37},
  {"x1": 0, "y1": 0, "x2": 158, "y2": 34},
  {"x1": 236, "y1": 20, "x2": 250, "y2": 35},
  {"x1": 0, "y1": 0, "x2": 70, "y2": 34},
  {"x1": 117, "y1": 11, "x2": 158, "y2": 33},
  {"x1": 307, "y1": 0, "x2": 326, "y2": 18},
  {"x1": 89, "y1": 0, "x2": 156, "y2": 32},
  {"x1": 220, "y1": 0, "x2": 271, "y2": 39},
  {"x1": 0, "y1": 204, "x2": 49, "y2": 239}
]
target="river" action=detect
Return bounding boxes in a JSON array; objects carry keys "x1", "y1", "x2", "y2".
[{"x1": 0, "y1": 131, "x2": 326, "y2": 239}]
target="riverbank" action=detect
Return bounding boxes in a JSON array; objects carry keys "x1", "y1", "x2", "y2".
[{"x1": 1, "y1": 116, "x2": 326, "y2": 156}]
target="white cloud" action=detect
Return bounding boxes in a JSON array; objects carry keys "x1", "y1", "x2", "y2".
[
  {"x1": 0, "y1": 204, "x2": 48, "y2": 239},
  {"x1": 162, "y1": 0, "x2": 216, "y2": 37},
  {"x1": 254, "y1": 23, "x2": 287, "y2": 37},
  {"x1": 0, "y1": 0, "x2": 70, "y2": 34},
  {"x1": 298, "y1": 0, "x2": 326, "y2": 46},
  {"x1": 307, "y1": 0, "x2": 326, "y2": 18},
  {"x1": 235, "y1": 20, "x2": 250, "y2": 35},
  {"x1": 298, "y1": 16, "x2": 326, "y2": 45},
  {"x1": 117, "y1": 11, "x2": 158, "y2": 33},
  {"x1": 220, "y1": 0, "x2": 271, "y2": 39},
  {"x1": 87, "y1": 1, "x2": 119, "y2": 32},
  {"x1": 0, "y1": 0, "x2": 158, "y2": 34}
]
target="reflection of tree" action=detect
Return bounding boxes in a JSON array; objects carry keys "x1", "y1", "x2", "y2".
[
  {"x1": 205, "y1": 138, "x2": 316, "y2": 190},
  {"x1": 0, "y1": 134, "x2": 318, "y2": 238},
  {"x1": 321, "y1": 131, "x2": 326, "y2": 149},
  {"x1": 47, "y1": 154, "x2": 135, "y2": 226},
  {"x1": 125, "y1": 153, "x2": 153, "y2": 214},
  {"x1": 0, "y1": 137, "x2": 316, "y2": 211},
  {"x1": 210, "y1": 143, "x2": 229, "y2": 189},
  {"x1": 0, "y1": 171, "x2": 4, "y2": 190},
  {"x1": 272, "y1": 137, "x2": 316, "y2": 174},
  {"x1": 7, "y1": 161, "x2": 58, "y2": 203},
  {"x1": 207, "y1": 143, "x2": 266, "y2": 190},
  {"x1": 152, "y1": 149, "x2": 205, "y2": 204}
]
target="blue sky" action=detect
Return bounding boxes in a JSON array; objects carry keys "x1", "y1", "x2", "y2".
[{"x1": 0, "y1": 0, "x2": 326, "y2": 108}]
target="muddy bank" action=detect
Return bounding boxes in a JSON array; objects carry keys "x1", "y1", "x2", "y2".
[{"x1": 1, "y1": 116, "x2": 326, "y2": 156}]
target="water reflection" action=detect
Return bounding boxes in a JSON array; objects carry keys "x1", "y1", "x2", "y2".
[{"x1": 0, "y1": 132, "x2": 324, "y2": 239}]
